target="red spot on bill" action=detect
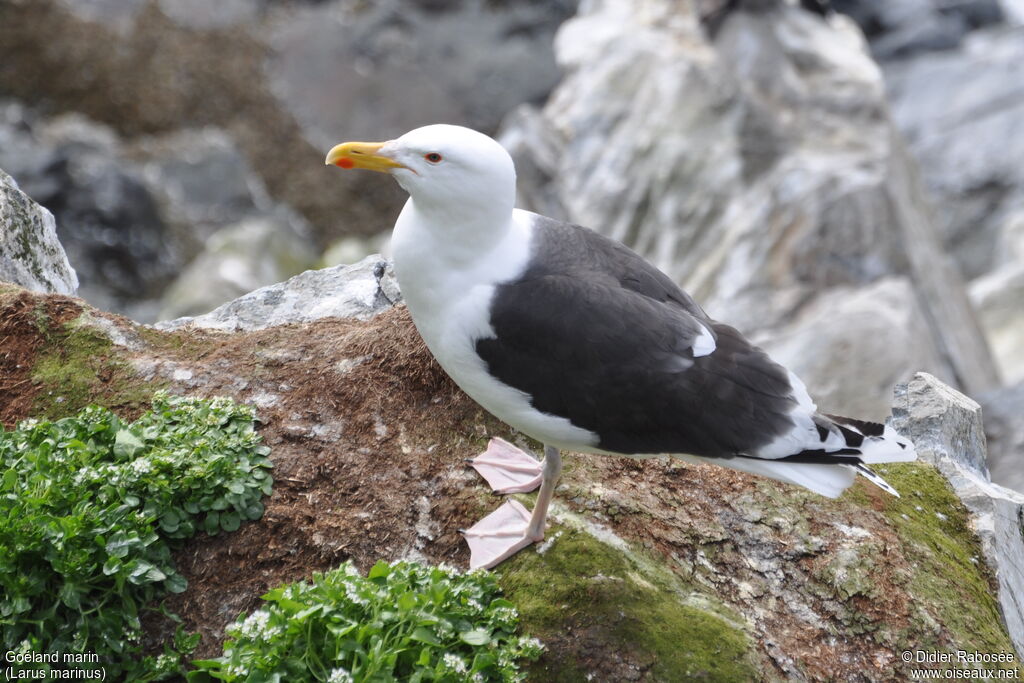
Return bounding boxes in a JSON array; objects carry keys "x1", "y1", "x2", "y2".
[{"x1": 336, "y1": 157, "x2": 355, "y2": 169}]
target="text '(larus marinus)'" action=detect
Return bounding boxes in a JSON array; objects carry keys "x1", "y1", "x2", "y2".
[{"x1": 325, "y1": 125, "x2": 917, "y2": 570}]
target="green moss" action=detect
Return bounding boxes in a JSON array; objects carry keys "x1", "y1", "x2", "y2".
[
  {"x1": 860, "y1": 463, "x2": 1021, "y2": 674},
  {"x1": 30, "y1": 313, "x2": 166, "y2": 418},
  {"x1": 497, "y1": 523, "x2": 757, "y2": 682},
  {"x1": 135, "y1": 323, "x2": 209, "y2": 360}
]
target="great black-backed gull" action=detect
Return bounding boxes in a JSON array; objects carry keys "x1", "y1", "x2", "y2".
[{"x1": 325, "y1": 124, "x2": 917, "y2": 570}]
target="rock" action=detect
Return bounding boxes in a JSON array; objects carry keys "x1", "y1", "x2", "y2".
[
  {"x1": 5, "y1": 286, "x2": 1023, "y2": 677},
  {"x1": 979, "y1": 381, "x2": 1024, "y2": 494},
  {"x1": 883, "y1": 26, "x2": 1024, "y2": 280},
  {"x1": 0, "y1": 102, "x2": 317, "y2": 323},
  {"x1": 970, "y1": 261, "x2": 1024, "y2": 383},
  {"x1": 1005, "y1": 0, "x2": 1024, "y2": 24},
  {"x1": 156, "y1": 255, "x2": 401, "y2": 332},
  {"x1": 832, "y1": 0, "x2": 1003, "y2": 60},
  {"x1": 504, "y1": 0, "x2": 1000, "y2": 411},
  {"x1": 264, "y1": 0, "x2": 574, "y2": 150},
  {"x1": 133, "y1": 127, "x2": 276, "y2": 248},
  {"x1": 0, "y1": 106, "x2": 174, "y2": 315},
  {"x1": 755, "y1": 278, "x2": 950, "y2": 420},
  {"x1": 0, "y1": 0, "x2": 575, "y2": 243},
  {"x1": 321, "y1": 233, "x2": 392, "y2": 268},
  {"x1": 155, "y1": 0, "x2": 261, "y2": 30},
  {"x1": 157, "y1": 218, "x2": 318, "y2": 321},
  {"x1": 891, "y1": 372, "x2": 990, "y2": 477},
  {"x1": 891, "y1": 372, "x2": 1024, "y2": 655},
  {"x1": 0, "y1": 168, "x2": 79, "y2": 295}
]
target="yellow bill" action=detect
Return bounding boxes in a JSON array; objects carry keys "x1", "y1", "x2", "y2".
[{"x1": 325, "y1": 141, "x2": 406, "y2": 172}]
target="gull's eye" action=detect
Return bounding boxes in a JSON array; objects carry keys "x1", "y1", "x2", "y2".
[{"x1": 424, "y1": 152, "x2": 443, "y2": 164}]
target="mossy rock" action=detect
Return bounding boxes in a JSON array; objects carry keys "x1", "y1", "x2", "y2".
[{"x1": 499, "y1": 516, "x2": 759, "y2": 682}]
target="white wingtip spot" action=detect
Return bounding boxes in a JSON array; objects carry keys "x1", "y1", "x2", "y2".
[{"x1": 692, "y1": 323, "x2": 716, "y2": 357}]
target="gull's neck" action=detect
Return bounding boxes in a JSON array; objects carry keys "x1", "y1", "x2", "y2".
[
  {"x1": 398, "y1": 191, "x2": 517, "y2": 268},
  {"x1": 391, "y1": 195, "x2": 533, "y2": 322}
]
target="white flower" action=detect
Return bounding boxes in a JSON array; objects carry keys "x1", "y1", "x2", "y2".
[
  {"x1": 344, "y1": 585, "x2": 369, "y2": 607},
  {"x1": 466, "y1": 599, "x2": 484, "y2": 613},
  {"x1": 131, "y1": 458, "x2": 152, "y2": 474},
  {"x1": 442, "y1": 653, "x2": 468, "y2": 674},
  {"x1": 154, "y1": 654, "x2": 176, "y2": 670},
  {"x1": 518, "y1": 636, "x2": 544, "y2": 653},
  {"x1": 226, "y1": 662, "x2": 248, "y2": 677},
  {"x1": 327, "y1": 667, "x2": 354, "y2": 683},
  {"x1": 490, "y1": 606, "x2": 518, "y2": 626},
  {"x1": 236, "y1": 610, "x2": 279, "y2": 640},
  {"x1": 472, "y1": 673, "x2": 485, "y2": 683}
]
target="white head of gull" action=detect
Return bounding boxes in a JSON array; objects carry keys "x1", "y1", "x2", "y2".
[{"x1": 326, "y1": 124, "x2": 917, "y2": 570}]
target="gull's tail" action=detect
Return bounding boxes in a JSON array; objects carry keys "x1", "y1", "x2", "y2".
[{"x1": 684, "y1": 413, "x2": 918, "y2": 499}]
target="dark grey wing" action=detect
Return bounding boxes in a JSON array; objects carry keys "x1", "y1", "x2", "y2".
[
  {"x1": 527, "y1": 215, "x2": 711, "y2": 322},
  {"x1": 475, "y1": 218, "x2": 801, "y2": 457}
]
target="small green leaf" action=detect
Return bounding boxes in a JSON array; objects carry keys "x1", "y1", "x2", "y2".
[
  {"x1": 460, "y1": 629, "x2": 491, "y2": 646},
  {"x1": 368, "y1": 561, "x2": 390, "y2": 580},
  {"x1": 410, "y1": 626, "x2": 440, "y2": 646},
  {"x1": 166, "y1": 573, "x2": 188, "y2": 594},
  {"x1": 243, "y1": 501, "x2": 264, "y2": 520},
  {"x1": 113, "y1": 429, "x2": 145, "y2": 459},
  {"x1": 220, "y1": 511, "x2": 241, "y2": 532}
]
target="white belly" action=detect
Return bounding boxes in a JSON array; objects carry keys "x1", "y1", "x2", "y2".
[{"x1": 391, "y1": 207, "x2": 600, "y2": 450}]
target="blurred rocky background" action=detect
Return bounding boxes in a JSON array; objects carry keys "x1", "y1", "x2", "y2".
[{"x1": 0, "y1": 0, "x2": 1021, "y2": 491}]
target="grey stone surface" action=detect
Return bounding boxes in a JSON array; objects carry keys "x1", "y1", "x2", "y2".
[
  {"x1": 891, "y1": 372, "x2": 1024, "y2": 656},
  {"x1": 503, "y1": 0, "x2": 999, "y2": 414},
  {"x1": 980, "y1": 381, "x2": 1024, "y2": 494},
  {"x1": 156, "y1": 255, "x2": 401, "y2": 332},
  {"x1": 157, "y1": 218, "x2": 318, "y2": 321},
  {"x1": 833, "y1": 0, "x2": 1003, "y2": 59},
  {"x1": 884, "y1": 26, "x2": 1024, "y2": 281},
  {"x1": 134, "y1": 127, "x2": 274, "y2": 246},
  {"x1": 891, "y1": 372, "x2": 990, "y2": 477},
  {"x1": 0, "y1": 105, "x2": 174, "y2": 314},
  {"x1": 0, "y1": 102, "x2": 315, "y2": 323},
  {"x1": 265, "y1": 0, "x2": 575, "y2": 150},
  {"x1": 971, "y1": 261, "x2": 1024, "y2": 384},
  {"x1": 0, "y1": 168, "x2": 79, "y2": 296},
  {"x1": 756, "y1": 278, "x2": 950, "y2": 421}
]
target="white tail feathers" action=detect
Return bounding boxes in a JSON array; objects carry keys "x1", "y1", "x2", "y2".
[
  {"x1": 703, "y1": 455, "x2": 857, "y2": 499},
  {"x1": 676, "y1": 415, "x2": 917, "y2": 499},
  {"x1": 826, "y1": 414, "x2": 917, "y2": 464}
]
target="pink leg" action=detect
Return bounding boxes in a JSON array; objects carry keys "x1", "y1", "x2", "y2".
[{"x1": 464, "y1": 446, "x2": 562, "y2": 569}]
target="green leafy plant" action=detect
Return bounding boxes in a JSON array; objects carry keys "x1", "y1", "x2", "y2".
[
  {"x1": 0, "y1": 392, "x2": 273, "y2": 681},
  {"x1": 190, "y1": 560, "x2": 544, "y2": 682}
]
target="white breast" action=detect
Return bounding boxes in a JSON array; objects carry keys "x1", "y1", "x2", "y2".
[{"x1": 391, "y1": 206, "x2": 600, "y2": 450}]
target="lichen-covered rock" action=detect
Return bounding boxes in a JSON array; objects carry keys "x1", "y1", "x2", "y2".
[
  {"x1": 0, "y1": 168, "x2": 78, "y2": 296},
  {"x1": 156, "y1": 255, "x2": 401, "y2": 332},
  {"x1": 502, "y1": 0, "x2": 1000, "y2": 415},
  {"x1": 891, "y1": 372, "x2": 1024, "y2": 656}
]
